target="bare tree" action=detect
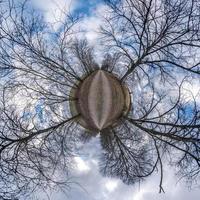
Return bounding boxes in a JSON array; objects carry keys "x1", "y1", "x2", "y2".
[
  {"x1": 1, "y1": 0, "x2": 200, "y2": 199},
  {"x1": 0, "y1": 0, "x2": 98, "y2": 199},
  {"x1": 98, "y1": 0, "x2": 200, "y2": 192}
]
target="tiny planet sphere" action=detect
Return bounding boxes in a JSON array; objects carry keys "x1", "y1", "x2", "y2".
[{"x1": 71, "y1": 70, "x2": 131, "y2": 132}]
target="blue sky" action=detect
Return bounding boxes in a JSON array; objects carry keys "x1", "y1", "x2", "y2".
[
  {"x1": 19, "y1": 0, "x2": 200, "y2": 199},
  {"x1": 73, "y1": 0, "x2": 103, "y2": 15}
]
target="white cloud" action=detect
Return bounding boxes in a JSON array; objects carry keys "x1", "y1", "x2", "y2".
[
  {"x1": 79, "y1": 4, "x2": 107, "y2": 44},
  {"x1": 74, "y1": 156, "x2": 90, "y2": 172},
  {"x1": 105, "y1": 179, "x2": 119, "y2": 192},
  {"x1": 52, "y1": 136, "x2": 200, "y2": 200},
  {"x1": 30, "y1": 0, "x2": 77, "y2": 30},
  {"x1": 182, "y1": 79, "x2": 200, "y2": 103}
]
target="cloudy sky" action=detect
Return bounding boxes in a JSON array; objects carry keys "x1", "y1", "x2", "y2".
[{"x1": 27, "y1": 0, "x2": 200, "y2": 199}]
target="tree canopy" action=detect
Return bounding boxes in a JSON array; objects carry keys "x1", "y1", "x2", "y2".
[{"x1": 0, "y1": 0, "x2": 200, "y2": 199}]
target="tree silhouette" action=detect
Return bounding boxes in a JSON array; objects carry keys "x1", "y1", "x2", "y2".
[
  {"x1": 99, "y1": 0, "x2": 200, "y2": 192},
  {"x1": 0, "y1": 0, "x2": 200, "y2": 199}
]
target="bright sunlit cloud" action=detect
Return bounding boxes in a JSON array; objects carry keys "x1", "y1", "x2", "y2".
[
  {"x1": 74, "y1": 156, "x2": 90, "y2": 172},
  {"x1": 105, "y1": 179, "x2": 119, "y2": 192}
]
